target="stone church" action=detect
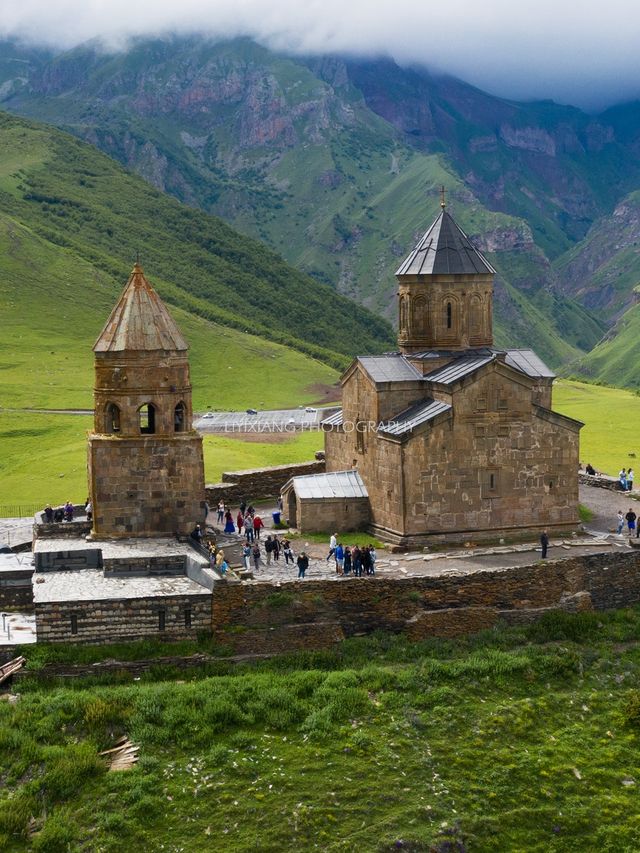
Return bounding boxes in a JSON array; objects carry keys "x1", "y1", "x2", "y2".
[{"x1": 286, "y1": 203, "x2": 582, "y2": 545}]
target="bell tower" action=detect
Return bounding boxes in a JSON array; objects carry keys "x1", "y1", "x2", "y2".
[
  {"x1": 396, "y1": 192, "x2": 495, "y2": 354},
  {"x1": 87, "y1": 263, "x2": 205, "y2": 538}
]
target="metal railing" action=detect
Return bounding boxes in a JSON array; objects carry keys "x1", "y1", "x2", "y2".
[{"x1": 0, "y1": 503, "x2": 42, "y2": 519}]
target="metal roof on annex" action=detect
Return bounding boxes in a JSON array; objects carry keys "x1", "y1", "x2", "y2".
[
  {"x1": 94, "y1": 263, "x2": 188, "y2": 353},
  {"x1": 357, "y1": 355, "x2": 424, "y2": 384},
  {"x1": 380, "y1": 399, "x2": 452, "y2": 436},
  {"x1": 396, "y1": 210, "x2": 496, "y2": 277},
  {"x1": 287, "y1": 470, "x2": 369, "y2": 500}
]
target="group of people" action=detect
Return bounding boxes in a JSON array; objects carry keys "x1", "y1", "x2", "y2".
[
  {"x1": 616, "y1": 508, "x2": 640, "y2": 537},
  {"x1": 326, "y1": 533, "x2": 377, "y2": 576},
  {"x1": 241, "y1": 535, "x2": 302, "y2": 574},
  {"x1": 217, "y1": 500, "x2": 265, "y2": 541},
  {"x1": 43, "y1": 499, "x2": 92, "y2": 523}
]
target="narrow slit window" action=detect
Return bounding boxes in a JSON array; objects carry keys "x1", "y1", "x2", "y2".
[
  {"x1": 139, "y1": 403, "x2": 156, "y2": 434},
  {"x1": 184, "y1": 609, "x2": 192, "y2": 629},
  {"x1": 158, "y1": 609, "x2": 166, "y2": 632},
  {"x1": 446, "y1": 302, "x2": 452, "y2": 329},
  {"x1": 70, "y1": 613, "x2": 78, "y2": 635},
  {"x1": 490, "y1": 473, "x2": 495, "y2": 490}
]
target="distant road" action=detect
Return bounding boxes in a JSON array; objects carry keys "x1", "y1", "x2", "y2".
[{"x1": 194, "y1": 407, "x2": 339, "y2": 434}]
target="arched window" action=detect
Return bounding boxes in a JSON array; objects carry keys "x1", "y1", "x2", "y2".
[
  {"x1": 414, "y1": 295, "x2": 427, "y2": 336},
  {"x1": 399, "y1": 295, "x2": 408, "y2": 332},
  {"x1": 138, "y1": 403, "x2": 156, "y2": 435},
  {"x1": 446, "y1": 301, "x2": 452, "y2": 330},
  {"x1": 105, "y1": 402, "x2": 121, "y2": 434},
  {"x1": 469, "y1": 294, "x2": 482, "y2": 337},
  {"x1": 174, "y1": 401, "x2": 187, "y2": 433}
]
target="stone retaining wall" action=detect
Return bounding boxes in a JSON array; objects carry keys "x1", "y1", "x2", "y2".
[
  {"x1": 205, "y1": 459, "x2": 325, "y2": 504},
  {"x1": 212, "y1": 550, "x2": 640, "y2": 651},
  {"x1": 579, "y1": 473, "x2": 638, "y2": 494},
  {"x1": 36, "y1": 594, "x2": 211, "y2": 644}
]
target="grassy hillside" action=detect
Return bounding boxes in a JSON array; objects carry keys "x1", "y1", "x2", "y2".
[
  {"x1": 0, "y1": 39, "x2": 605, "y2": 369},
  {"x1": 565, "y1": 302, "x2": 640, "y2": 391},
  {"x1": 5, "y1": 610, "x2": 640, "y2": 850},
  {"x1": 0, "y1": 110, "x2": 395, "y2": 371}
]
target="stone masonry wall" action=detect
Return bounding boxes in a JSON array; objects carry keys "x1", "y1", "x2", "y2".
[
  {"x1": 36, "y1": 594, "x2": 211, "y2": 644},
  {"x1": 211, "y1": 550, "x2": 640, "y2": 653},
  {"x1": 205, "y1": 460, "x2": 325, "y2": 505}
]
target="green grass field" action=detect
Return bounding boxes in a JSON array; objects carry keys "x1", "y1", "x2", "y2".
[
  {"x1": 553, "y1": 379, "x2": 640, "y2": 475},
  {"x1": 4, "y1": 609, "x2": 640, "y2": 850}
]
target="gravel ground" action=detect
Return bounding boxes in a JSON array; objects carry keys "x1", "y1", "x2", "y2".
[{"x1": 579, "y1": 483, "x2": 640, "y2": 536}]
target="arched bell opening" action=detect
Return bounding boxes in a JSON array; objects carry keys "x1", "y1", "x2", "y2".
[
  {"x1": 105, "y1": 402, "x2": 121, "y2": 434},
  {"x1": 174, "y1": 401, "x2": 187, "y2": 433},
  {"x1": 138, "y1": 403, "x2": 156, "y2": 435}
]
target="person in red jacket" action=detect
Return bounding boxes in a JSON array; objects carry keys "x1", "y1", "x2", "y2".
[
  {"x1": 236, "y1": 511, "x2": 244, "y2": 534},
  {"x1": 253, "y1": 514, "x2": 264, "y2": 540}
]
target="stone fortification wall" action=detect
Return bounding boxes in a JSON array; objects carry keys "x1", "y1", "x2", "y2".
[
  {"x1": 36, "y1": 594, "x2": 211, "y2": 644},
  {"x1": 205, "y1": 460, "x2": 325, "y2": 504},
  {"x1": 579, "y1": 473, "x2": 637, "y2": 494},
  {"x1": 212, "y1": 550, "x2": 640, "y2": 653}
]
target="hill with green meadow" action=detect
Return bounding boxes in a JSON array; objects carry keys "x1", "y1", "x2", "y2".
[{"x1": 0, "y1": 37, "x2": 609, "y2": 370}]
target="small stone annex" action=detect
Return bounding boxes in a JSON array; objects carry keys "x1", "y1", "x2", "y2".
[{"x1": 285, "y1": 201, "x2": 583, "y2": 545}]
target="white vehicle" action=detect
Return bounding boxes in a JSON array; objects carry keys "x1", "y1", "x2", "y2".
[
  {"x1": 202, "y1": 412, "x2": 214, "y2": 419},
  {"x1": 287, "y1": 417, "x2": 296, "y2": 425},
  {"x1": 305, "y1": 406, "x2": 317, "y2": 413}
]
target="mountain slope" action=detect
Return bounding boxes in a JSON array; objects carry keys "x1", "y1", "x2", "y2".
[
  {"x1": 0, "y1": 110, "x2": 395, "y2": 375},
  {"x1": 0, "y1": 37, "x2": 606, "y2": 368}
]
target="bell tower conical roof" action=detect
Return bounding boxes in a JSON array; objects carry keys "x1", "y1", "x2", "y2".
[
  {"x1": 395, "y1": 210, "x2": 495, "y2": 277},
  {"x1": 93, "y1": 263, "x2": 188, "y2": 353}
]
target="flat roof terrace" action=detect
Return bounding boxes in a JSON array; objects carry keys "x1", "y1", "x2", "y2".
[{"x1": 33, "y1": 570, "x2": 210, "y2": 604}]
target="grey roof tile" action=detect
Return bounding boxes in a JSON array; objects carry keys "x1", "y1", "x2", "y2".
[
  {"x1": 505, "y1": 349, "x2": 555, "y2": 379},
  {"x1": 380, "y1": 399, "x2": 452, "y2": 436},
  {"x1": 396, "y1": 211, "x2": 496, "y2": 277},
  {"x1": 321, "y1": 409, "x2": 343, "y2": 427},
  {"x1": 357, "y1": 355, "x2": 424, "y2": 384},
  {"x1": 424, "y1": 356, "x2": 494, "y2": 385}
]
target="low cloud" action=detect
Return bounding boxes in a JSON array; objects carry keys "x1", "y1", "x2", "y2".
[{"x1": 1, "y1": 0, "x2": 639, "y2": 108}]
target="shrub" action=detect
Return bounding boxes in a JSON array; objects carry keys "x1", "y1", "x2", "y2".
[
  {"x1": 32, "y1": 809, "x2": 76, "y2": 853},
  {"x1": 264, "y1": 591, "x2": 295, "y2": 608},
  {"x1": 43, "y1": 742, "x2": 105, "y2": 800}
]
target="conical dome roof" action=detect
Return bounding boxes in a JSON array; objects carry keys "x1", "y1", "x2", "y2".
[
  {"x1": 94, "y1": 263, "x2": 188, "y2": 353},
  {"x1": 396, "y1": 210, "x2": 495, "y2": 277}
]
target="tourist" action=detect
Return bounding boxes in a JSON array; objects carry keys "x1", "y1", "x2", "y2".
[
  {"x1": 247, "y1": 504, "x2": 255, "y2": 517},
  {"x1": 224, "y1": 510, "x2": 235, "y2": 534},
  {"x1": 64, "y1": 500, "x2": 74, "y2": 522},
  {"x1": 362, "y1": 546, "x2": 372, "y2": 576},
  {"x1": 540, "y1": 530, "x2": 549, "y2": 559},
  {"x1": 283, "y1": 538, "x2": 294, "y2": 564},
  {"x1": 617, "y1": 510, "x2": 625, "y2": 535},
  {"x1": 84, "y1": 498, "x2": 92, "y2": 522},
  {"x1": 44, "y1": 505, "x2": 54, "y2": 523},
  {"x1": 244, "y1": 515, "x2": 254, "y2": 542},
  {"x1": 619, "y1": 468, "x2": 627, "y2": 491},
  {"x1": 242, "y1": 542, "x2": 252, "y2": 571},
  {"x1": 326, "y1": 532, "x2": 337, "y2": 562},
  {"x1": 253, "y1": 514, "x2": 264, "y2": 540},
  {"x1": 352, "y1": 545, "x2": 362, "y2": 577},
  {"x1": 585, "y1": 463, "x2": 596, "y2": 476},
  {"x1": 369, "y1": 544, "x2": 377, "y2": 575},
  {"x1": 628, "y1": 469, "x2": 635, "y2": 492},
  {"x1": 273, "y1": 536, "x2": 281, "y2": 562},
  {"x1": 217, "y1": 500, "x2": 225, "y2": 524},
  {"x1": 265, "y1": 535, "x2": 274, "y2": 565},
  {"x1": 240, "y1": 499, "x2": 247, "y2": 515},
  {"x1": 252, "y1": 542, "x2": 261, "y2": 571},
  {"x1": 277, "y1": 496, "x2": 284, "y2": 512},
  {"x1": 297, "y1": 551, "x2": 309, "y2": 579},
  {"x1": 191, "y1": 523, "x2": 203, "y2": 543},
  {"x1": 53, "y1": 506, "x2": 64, "y2": 523},
  {"x1": 215, "y1": 549, "x2": 226, "y2": 574},
  {"x1": 625, "y1": 508, "x2": 637, "y2": 533},
  {"x1": 236, "y1": 510, "x2": 244, "y2": 534},
  {"x1": 343, "y1": 547, "x2": 352, "y2": 576},
  {"x1": 335, "y1": 542, "x2": 344, "y2": 575}
]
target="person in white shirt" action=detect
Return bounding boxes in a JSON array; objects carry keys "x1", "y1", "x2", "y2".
[{"x1": 326, "y1": 532, "x2": 337, "y2": 561}]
